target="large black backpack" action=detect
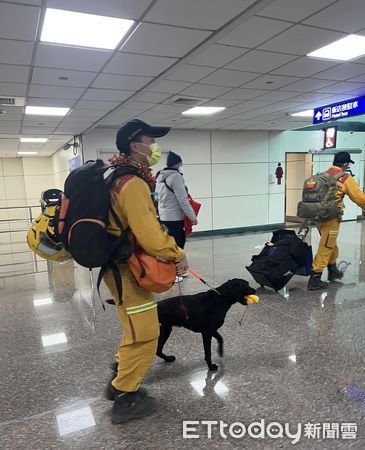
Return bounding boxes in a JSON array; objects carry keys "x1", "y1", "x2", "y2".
[
  {"x1": 246, "y1": 229, "x2": 312, "y2": 291},
  {"x1": 55, "y1": 159, "x2": 139, "y2": 305}
]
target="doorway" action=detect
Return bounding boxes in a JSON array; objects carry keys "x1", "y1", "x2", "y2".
[{"x1": 285, "y1": 152, "x2": 312, "y2": 223}]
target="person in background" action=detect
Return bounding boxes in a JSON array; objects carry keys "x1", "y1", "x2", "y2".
[
  {"x1": 156, "y1": 151, "x2": 197, "y2": 282},
  {"x1": 308, "y1": 151, "x2": 365, "y2": 290}
]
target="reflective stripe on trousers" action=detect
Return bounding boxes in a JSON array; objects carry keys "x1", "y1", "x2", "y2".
[{"x1": 126, "y1": 300, "x2": 157, "y2": 315}]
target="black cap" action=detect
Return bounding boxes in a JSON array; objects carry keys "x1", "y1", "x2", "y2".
[
  {"x1": 167, "y1": 151, "x2": 182, "y2": 167},
  {"x1": 333, "y1": 151, "x2": 354, "y2": 165},
  {"x1": 116, "y1": 119, "x2": 170, "y2": 152}
]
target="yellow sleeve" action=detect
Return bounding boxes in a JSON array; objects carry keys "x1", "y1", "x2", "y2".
[
  {"x1": 115, "y1": 177, "x2": 185, "y2": 262},
  {"x1": 342, "y1": 176, "x2": 365, "y2": 209}
]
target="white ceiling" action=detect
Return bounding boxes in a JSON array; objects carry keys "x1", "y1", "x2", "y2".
[{"x1": 0, "y1": 0, "x2": 364, "y2": 156}]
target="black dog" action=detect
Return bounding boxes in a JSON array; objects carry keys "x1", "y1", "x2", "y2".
[{"x1": 156, "y1": 278, "x2": 256, "y2": 371}]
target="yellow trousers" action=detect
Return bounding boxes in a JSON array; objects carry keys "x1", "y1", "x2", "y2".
[
  {"x1": 104, "y1": 265, "x2": 159, "y2": 392},
  {"x1": 312, "y1": 218, "x2": 341, "y2": 273}
]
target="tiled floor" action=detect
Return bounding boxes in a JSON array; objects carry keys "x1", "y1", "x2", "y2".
[{"x1": 1, "y1": 221, "x2": 365, "y2": 449}]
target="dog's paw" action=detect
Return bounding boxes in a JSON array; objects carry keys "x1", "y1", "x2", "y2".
[{"x1": 208, "y1": 363, "x2": 218, "y2": 372}]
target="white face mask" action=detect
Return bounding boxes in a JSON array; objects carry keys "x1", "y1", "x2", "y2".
[{"x1": 179, "y1": 166, "x2": 184, "y2": 174}]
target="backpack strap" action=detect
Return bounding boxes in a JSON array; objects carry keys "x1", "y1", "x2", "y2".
[
  {"x1": 98, "y1": 206, "x2": 130, "y2": 306},
  {"x1": 162, "y1": 171, "x2": 185, "y2": 194},
  {"x1": 334, "y1": 171, "x2": 349, "y2": 183},
  {"x1": 334, "y1": 171, "x2": 347, "y2": 180},
  {"x1": 164, "y1": 179, "x2": 175, "y2": 193},
  {"x1": 100, "y1": 168, "x2": 148, "y2": 306}
]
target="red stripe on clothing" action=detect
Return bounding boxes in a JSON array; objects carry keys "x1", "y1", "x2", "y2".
[{"x1": 111, "y1": 175, "x2": 135, "y2": 194}]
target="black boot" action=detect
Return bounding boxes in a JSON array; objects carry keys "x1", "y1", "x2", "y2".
[
  {"x1": 112, "y1": 391, "x2": 157, "y2": 424},
  {"x1": 106, "y1": 382, "x2": 148, "y2": 402},
  {"x1": 327, "y1": 264, "x2": 343, "y2": 281},
  {"x1": 105, "y1": 361, "x2": 148, "y2": 401},
  {"x1": 307, "y1": 271, "x2": 329, "y2": 290}
]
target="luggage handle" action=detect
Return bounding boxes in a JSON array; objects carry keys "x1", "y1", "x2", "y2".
[{"x1": 297, "y1": 224, "x2": 309, "y2": 241}]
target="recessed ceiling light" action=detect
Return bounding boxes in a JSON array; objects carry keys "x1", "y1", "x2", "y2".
[
  {"x1": 181, "y1": 107, "x2": 226, "y2": 116},
  {"x1": 18, "y1": 151, "x2": 38, "y2": 155},
  {"x1": 20, "y1": 137, "x2": 48, "y2": 143},
  {"x1": 290, "y1": 109, "x2": 314, "y2": 117},
  {"x1": 25, "y1": 106, "x2": 70, "y2": 116},
  {"x1": 41, "y1": 8, "x2": 134, "y2": 50},
  {"x1": 308, "y1": 34, "x2": 365, "y2": 61}
]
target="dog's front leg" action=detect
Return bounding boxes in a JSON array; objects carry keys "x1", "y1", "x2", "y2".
[{"x1": 202, "y1": 332, "x2": 218, "y2": 372}]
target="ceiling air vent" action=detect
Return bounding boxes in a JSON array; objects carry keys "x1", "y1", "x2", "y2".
[
  {"x1": 0, "y1": 97, "x2": 25, "y2": 106},
  {"x1": 164, "y1": 95, "x2": 206, "y2": 107},
  {"x1": 0, "y1": 98, "x2": 15, "y2": 105}
]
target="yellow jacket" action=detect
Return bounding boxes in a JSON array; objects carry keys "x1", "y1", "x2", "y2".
[
  {"x1": 107, "y1": 174, "x2": 185, "y2": 262},
  {"x1": 327, "y1": 165, "x2": 365, "y2": 210}
]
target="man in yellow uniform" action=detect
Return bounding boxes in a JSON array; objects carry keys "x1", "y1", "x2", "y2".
[
  {"x1": 103, "y1": 119, "x2": 188, "y2": 423},
  {"x1": 308, "y1": 151, "x2": 365, "y2": 290}
]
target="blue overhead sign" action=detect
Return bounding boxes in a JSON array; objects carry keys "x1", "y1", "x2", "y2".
[{"x1": 313, "y1": 96, "x2": 365, "y2": 124}]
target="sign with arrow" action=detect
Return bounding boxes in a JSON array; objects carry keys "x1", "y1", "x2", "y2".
[{"x1": 313, "y1": 96, "x2": 365, "y2": 124}]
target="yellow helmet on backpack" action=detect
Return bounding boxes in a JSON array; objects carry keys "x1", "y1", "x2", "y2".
[
  {"x1": 27, "y1": 189, "x2": 72, "y2": 262},
  {"x1": 27, "y1": 212, "x2": 71, "y2": 262}
]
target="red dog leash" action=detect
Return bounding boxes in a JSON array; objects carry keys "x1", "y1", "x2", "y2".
[{"x1": 187, "y1": 268, "x2": 221, "y2": 295}]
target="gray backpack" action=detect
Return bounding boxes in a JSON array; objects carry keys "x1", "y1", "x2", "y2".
[{"x1": 297, "y1": 171, "x2": 345, "y2": 222}]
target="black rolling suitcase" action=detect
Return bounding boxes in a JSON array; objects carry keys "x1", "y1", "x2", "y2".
[{"x1": 245, "y1": 227, "x2": 312, "y2": 291}]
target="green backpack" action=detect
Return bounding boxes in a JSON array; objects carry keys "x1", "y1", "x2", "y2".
[{"x1": 297, "y1": 171, "x2": 345, "y2": 222}]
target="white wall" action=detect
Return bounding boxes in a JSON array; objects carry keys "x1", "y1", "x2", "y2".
[
  {"x1": 0, "y1": 156, "x2": 55, "y2": 275},
  {"x1": 0, "y1": 158, "x2": 28, "y2": 249},
  {"x1": 83, "y1": 127, "x2": 365, "y2": 232},
  {"x1": 83, "y1": 128, "x2": 276, "y2": 231},
  {"x1": 51, "y1": 146, "x2": 76, "y2": 189}
]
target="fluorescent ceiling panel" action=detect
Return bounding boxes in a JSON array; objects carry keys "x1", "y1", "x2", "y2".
[
  {"x1": 291, "y1": 109, "x2": 314, "y2": 117},
  {"x1": 25, "y1": 106, "x2": 70, "y2": 116},
  {"x1": 20, "y1": 137, "x2": 48, "y2": 143},
  {"x1": 41, "y1": 8, "x2": 134, "y2": 50},
  {"x1": 308, "y1": 35, "x2": 365, "y2": 61},
  {"x1": 182, "y1": 107, "x2": 225, "y2": 116}
]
